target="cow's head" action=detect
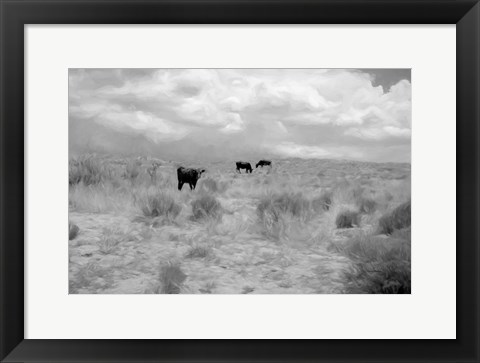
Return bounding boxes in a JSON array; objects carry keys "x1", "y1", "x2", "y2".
[{"x1": 197, "y1": 169, "x2": 206, "y2": 179}]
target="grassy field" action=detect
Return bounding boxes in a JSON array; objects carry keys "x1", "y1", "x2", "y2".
[{"x1": 68, "y1": 154, "x2": 411, "y2": 294}]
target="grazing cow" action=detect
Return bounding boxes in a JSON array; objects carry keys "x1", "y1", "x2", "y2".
[
  {"x1": 256, "y1": 160, "x2": 272, "y2": 168},
  {"x1": 236, "y1": 161, "x2": 253, "y2": 174},
  {"x1": 177, "y1": 167, "x2": 205, "y2": 191}
]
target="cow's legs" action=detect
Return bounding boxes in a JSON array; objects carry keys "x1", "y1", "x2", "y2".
[
  {"x1": 178, "y1": 181, "x2": 184, "y2": 191},
  {"x1": 189, "y1": 183, "x2": 194, "y2": 190}
]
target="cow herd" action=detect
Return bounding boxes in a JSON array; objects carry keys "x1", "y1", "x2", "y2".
[{"x1": 176, "y1": 160, "x2": 272, "y2": 191}]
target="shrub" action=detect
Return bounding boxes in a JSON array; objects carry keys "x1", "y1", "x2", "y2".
[
  {"x1": 69, "y1": 155, "x2": 108, "y2": 186},
  {"x1": 335, "y1": 210, "x2": 360, "y2": 228},
  {"x1": 158, "y1": 262, "x2": 187, "y2": 294},
  {"x1": 191, "y1": 195, "x2": 222, "y2": 220},
  {"x1": 378, "y1": 200, "x2": 411, "y2": 235},
  {"x1": 136, "y1": 189, "x2": 182, "y2": 220},
  {"x1": 357, "y1": 197, "x2": 376, "y2": 214},
  {"x1": 311, "y1": 191, "x2": 333, "y2": 212},
  {"x1": 69, "y1": 222, "x2": 79, "y2": 240}
]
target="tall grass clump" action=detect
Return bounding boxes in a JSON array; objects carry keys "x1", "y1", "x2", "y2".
[
  {"x1": 69, "y1": 221, "x2": 79, "y2": 240},
  {"x1": 356, "y1": 197, "x2": 377, "y2": 214},
  {"x1": 69, "y1": 182, "x2": 134, "y2": 214},
  {"x1": 98, "y1": 226, "x2": 132, "y2": 254},
  {"x1": 69, "y1": 155, "x2": 109, "y2": 186},
  {"x1": 191, "y1": 194, "x2": 222, "y2": 220},
  {"x1": 158, "y1": 261, "x2": 187, "y2": 294},
  {"x1": 330, "y1": 232, "x2": 411, "y2": 293},
  {"x1": 335, "y1": 210, "x2": 360, "y2": 228},
  {"x1": 146, "y1": 162, "x2": 160, "y2": 183},
  {"x1": 136, "y1": 189, "x2": 181, "y2": 221},
  {"x1": 257, "y1": 192, "x2": 310, "y2": 222},
  {"x1": 124, "y1": 159, "x2": 141, "y2": 182},
  {"x1": 257, "y1": 192, "x2": 311, "y2": 239},
  {"x1": 311, "y1": 190, "x2": 333, "y2": 212},
  {"x1": 98, "y1": 235, "x2": 120, "y2": 254},
  {"x1": 378, "y1": 200, "x2": 411, "y2": 235},
  {"x1": 199, "y1": 177, "x2": 228, "y2": 194},
  {"x1": 185, "y1": 245, "x2": 214, "y2": 259}
]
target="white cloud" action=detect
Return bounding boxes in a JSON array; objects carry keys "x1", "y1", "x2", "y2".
[
  {"x1": 69, "y1": 69, "x2": 411, "y2": 162},
  {"x1": 273, "y1": 142, "x2": 333, "y2": 159}
]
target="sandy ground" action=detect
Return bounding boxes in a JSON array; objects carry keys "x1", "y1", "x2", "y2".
[{"x1": 69, "y1": 210, "x2": 355, "y2": 294}]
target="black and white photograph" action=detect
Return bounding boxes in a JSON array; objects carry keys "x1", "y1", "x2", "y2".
[{"x1": 68, "y1": 68, "x2": 411, "y2": 294}]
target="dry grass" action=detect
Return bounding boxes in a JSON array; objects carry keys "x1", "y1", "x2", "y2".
[
  {"x1": 198, "y1": 177, "x2": 229, "y2": 194},
  {"x1": 136, "y1": 188, "x2": 182, "y2": 220},
  {"x1": 257, "y1": 192, "x2": 312, "y2": 240},
  {"x1": 257, "y1": 192, "x2": 310, "y2": 222},
  {"x1": 185, "y1": 244, "x2": 214, "y2": 259},
  {"x1": 69, "y1": 262, "x2": 114, "y2": 293},
  {"x1": 378, "y1": 200, "x2": 411, "y2": 235},
  {"x1": 69, "y1": 155, "x2": 110, "y2": 186},
  {"x1": 68, "y1": 221, "x2": 79, "y2": 240},
  {"x1": 69, "y1": 155, "x2": 411, "y2": 294},
  {"x1": 330, "y1": 230, "x2": 411, "y2": 293},
  {"x1": 356, "y1": 197, "x2": 377, "y2": 214},
  {"x1": 157, "y1": 261, "x2": 187, "y2": 294},
  {"x1": 124, "y1": 160, "x2": 141, "y2": 182},
  {"x1": 311, "y1": 191, "x2": 333, "y2": 212},
  {"x1": 335, "y1": 210, "x2": 360, "y2": 228},
  {"x1": 191, "y1": 194, "x2": 222, "y2": 220}
]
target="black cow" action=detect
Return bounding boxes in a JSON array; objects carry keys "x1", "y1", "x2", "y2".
[
  {"x1": 177, "y1": 167, "x2": 205, "y2": 190},
  {"x1": 256, "y1": 160, "x2": 272, "y2": 168},
  {"x1": 236, "y1": 161, "x2": 252, "y2": 174}
]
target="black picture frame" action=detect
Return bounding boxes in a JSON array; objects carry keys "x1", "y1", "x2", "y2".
[{"x1": 1, "y1": 1, "x2": 479, "y2": 362}]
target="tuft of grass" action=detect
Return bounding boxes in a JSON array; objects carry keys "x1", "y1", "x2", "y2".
[
  {"x1": 158, "y1": 261, "x2": 187, "y2": 294},
  {"x1": 199, "y1": 281, "x2": 216, "y2": 294},
  {"x1": 98, "y1": 235, "x2": 120, "y2": 254},
  {"x1": 191, "y1": 194, "x2": 222, "y2": 220},
  {"x1": 311, "y1": 191, "x2": 333, "y2": 212},
  {"x1": 136, "y1": 189, "x2": 182, "y2": 220},
  {"x1": 378, "y1": 200, "x2": 411, "y2": 235},
  {"x1": 335, "y1": 210, "x2": 360, "y2": 228},
  {"x1": 357, "y1": 197, "x2": 377, "y2": 214},
  {"x1": 330, "y1": 231, "x2": 411, "y2": 294},
  {"x1": 97, "y1": 226, "x2": 131, "y2": 254},
  {"x1": 124, "y1": 159, "x2": 141, "y2": 182},
  {"x1": 69, "y1": 262, "x2": 114, "y2": 293},
  {"x1": 185, "y1": 245, "x2": 213, "y2": 259},
  {"x1": 199, "y1": 177, "x2": 228, "y2": 194},
  {"x1": 69, "y1": 222, "x2": 79, "y2": 240},
  {"x1": 257, "y1": 192, "x2": 311, "y2": 239},
  {"x1": 257, "y1": 192, "x2": 310, "y2": 222},
  {"x1": 69, "y1": 155, "x2": 110, "y2": 186}
]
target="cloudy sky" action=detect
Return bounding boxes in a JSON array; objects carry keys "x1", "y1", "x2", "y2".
[{"x1": 69, "y1": 68, "x2": 411, "y2": 163}]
